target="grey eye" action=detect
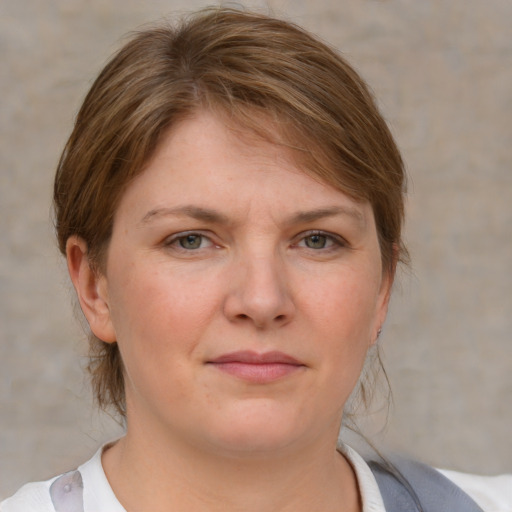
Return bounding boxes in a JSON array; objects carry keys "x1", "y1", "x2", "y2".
[
  {"x1": 304, "y1": 234, "x2": 327, "y2": 249},
  {"x1": 179, "y1": 234, "x2": 203, "y2": 249}
]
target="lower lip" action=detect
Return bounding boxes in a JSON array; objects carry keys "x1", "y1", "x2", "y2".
[{"x1": 208, "y1": 362, "x2": 303, "y2": 383}]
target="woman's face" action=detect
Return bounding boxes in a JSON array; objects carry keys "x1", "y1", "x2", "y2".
[{"x1": 84, "y1": 111, "x2": 392, "y2": 456}]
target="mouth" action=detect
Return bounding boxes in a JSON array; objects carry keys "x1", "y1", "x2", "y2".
[{"x1": 206, "y1": 351, "x2": 306, "y2": 383}]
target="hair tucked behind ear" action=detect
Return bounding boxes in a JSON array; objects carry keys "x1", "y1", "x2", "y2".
[{"x1": 87, "y1": 339, "x2": 126, "y2": 417}]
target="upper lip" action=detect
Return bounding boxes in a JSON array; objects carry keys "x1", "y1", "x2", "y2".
[{"x1": 208, "y1": 350, "x2": 303, "y2": 366}]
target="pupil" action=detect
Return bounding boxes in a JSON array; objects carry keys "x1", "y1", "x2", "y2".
[
  {"x1": 181, "y1": 235, "x2": 201, "y2": 249},
  {"x1": 307, "y1": 235, "x2": 326, "y2": 249}
]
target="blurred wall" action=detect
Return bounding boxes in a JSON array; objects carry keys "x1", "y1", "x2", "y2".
[{"x1": 1, "y1": 0, "x2": 511, "y2": 499}]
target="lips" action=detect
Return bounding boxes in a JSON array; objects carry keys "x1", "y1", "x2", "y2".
[{"x1": 207, "y1": 351, "x2": 305, "y2": 383}]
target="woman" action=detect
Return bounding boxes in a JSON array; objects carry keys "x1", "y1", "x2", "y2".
[{"x1": 2, "y1": 7, "x2": 510, "y2": 512}]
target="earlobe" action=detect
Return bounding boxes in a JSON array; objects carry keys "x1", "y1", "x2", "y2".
[{"x1": 66, "y1": 236, "x2": 117, "y2": 343}]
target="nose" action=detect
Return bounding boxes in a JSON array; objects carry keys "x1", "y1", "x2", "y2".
[{"x1": 223, "y1": 252, "x2": 295, "y2": 329}]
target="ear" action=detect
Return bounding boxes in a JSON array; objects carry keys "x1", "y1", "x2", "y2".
[
  {"x1": 66, "y1": 236, "x2": 117, "y2": 343},
  {"x1": 371, "y1": 250, "x2": 398, "y2": 346}
]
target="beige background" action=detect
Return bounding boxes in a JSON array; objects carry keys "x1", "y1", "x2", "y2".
[{"x1": 1, "y1": 0, "x2": 511, "y2": 499}]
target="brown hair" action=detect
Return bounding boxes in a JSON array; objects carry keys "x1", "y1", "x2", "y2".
[{"x1": 54, "y1": 7, "x2": 407, "y2": 418}]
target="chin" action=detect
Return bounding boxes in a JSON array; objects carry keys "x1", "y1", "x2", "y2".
[{"x1": 201, "y1": 403, "x2": 311, "y2": 456}]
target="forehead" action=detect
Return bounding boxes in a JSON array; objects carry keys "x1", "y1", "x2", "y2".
[{"x1": 117, "y1": 111, "x2": 372, "y2": 224}]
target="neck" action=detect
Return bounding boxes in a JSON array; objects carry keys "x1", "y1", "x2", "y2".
[{"x1": 102, "y1": 423, "x2": 361, "y2": 512}]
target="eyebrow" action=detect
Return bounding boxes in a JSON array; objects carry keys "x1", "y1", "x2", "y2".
[
  {"x1": 286, "y1": 206, "x2": 365, "y2": 227},
  {"x1": 139, "y1": 205, "x2": 365, "y2": 228},
  {"x1": 140, "y1": 205, "x2": 230, "y2": 226}
]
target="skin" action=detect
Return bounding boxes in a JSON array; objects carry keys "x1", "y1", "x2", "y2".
[{"x1": 67, "y1": 111, "x2": 393, "y2": 512}]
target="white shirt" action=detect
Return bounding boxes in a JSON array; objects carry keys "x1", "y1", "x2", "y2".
[{"x1": 1, "y1": 443, "x2": 511, "y2": 512}]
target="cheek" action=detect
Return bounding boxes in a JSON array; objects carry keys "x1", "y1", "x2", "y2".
[
  {"x1": 304, "y1": 268, "x2": 381, "y2": 389},
  {"x1": 306, "y1": 268, "x2": 381, "y2": 338},
  {"x1": 106, "y1": 261, "x2": 223, "y2": 357},
  {"x1": 105, "y1": 265, "x2": 223, "y2": 409}
]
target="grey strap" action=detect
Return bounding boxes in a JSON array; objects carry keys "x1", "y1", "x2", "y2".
[
  {"x1": 369, "y1": 458, "x2": 485, "y2": 512},
  {"x1": 49, "y1": 470, "x2": 84, "y2": 512}
]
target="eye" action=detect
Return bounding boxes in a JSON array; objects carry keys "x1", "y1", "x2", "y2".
[
  {"x1": 304, "y1": 234, "x2": 329, "y2": 249},
  {"x1": 295, "y1": 231, "x2": 347, "y2": 252},
  {"x1": 178, "y1": 234, "x2": 205, "y2": 250},
  {"x1": 165, "y1": 232, "x2": 215, "y2": 251}
]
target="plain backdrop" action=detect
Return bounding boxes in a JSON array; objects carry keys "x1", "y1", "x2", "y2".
[{"x1": 1, "y1": 0, "x2": 511, "y2": 499}]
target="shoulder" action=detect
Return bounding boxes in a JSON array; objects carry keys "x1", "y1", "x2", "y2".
[
  {"x1": 0, "y1": 446, "x2": 100, "y2": 512},
  {"x1": 0, "y1": 479, "x2": 56, "y2": 512},
  {"x1": 0, "y1": 443, "x2": 124, "y2": 512},
  {"x1": 369, "y1": 454, "x2": 512, "y2": 512},
  {"x1": 437, "y1": 468, "x2": 512, "y2": 512},
  {"x1": 340, "y1": 442, "x2": 512, "y2": 512}
]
